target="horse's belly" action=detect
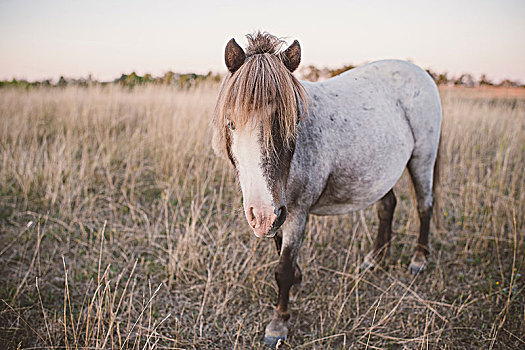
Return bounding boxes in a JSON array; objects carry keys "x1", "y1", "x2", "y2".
[
  {"x1": 309, "y1": 153, "x2": 410, "y2": 216},
  {"x1": 310, "y1": 202, "x2": 370, "y2": 216},
  {"x1": 309, "y1": 179, "x2": 396, "y2": 216},
  {"x1": 309, "y1": 183, "x2": 386, "y2": 216}
]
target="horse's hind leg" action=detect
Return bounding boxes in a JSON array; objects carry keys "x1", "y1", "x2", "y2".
[
  {"x1": 361, "y1": 189, "x2": 397, "y2": 271},
  {"x1": 407, "y1": 156, "x2": 435, "y2": 274}
]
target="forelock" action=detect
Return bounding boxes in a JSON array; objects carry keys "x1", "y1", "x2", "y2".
[{"x1": 245, "y1": 32, "x2": 285, "y2": 56}]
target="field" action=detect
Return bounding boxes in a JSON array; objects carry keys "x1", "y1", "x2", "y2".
[{"x1": 0, "y1": 84, "x2": 524, "y2": 349}]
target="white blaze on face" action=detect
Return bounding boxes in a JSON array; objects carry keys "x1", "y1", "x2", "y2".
[{"x1": 231, "y1": 122, "x2": 277, "y2": 237}]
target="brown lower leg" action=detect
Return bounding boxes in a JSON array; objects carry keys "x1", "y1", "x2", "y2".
[
  {"x1": 417, "y1": 207, "x2": 432, "y2": 255},
  {"x1": 374, "y1": 190, "x2": 397, "y2": 257},
  {"x1": 275, "y1": 246, "x2": 296, "y2": 320}
]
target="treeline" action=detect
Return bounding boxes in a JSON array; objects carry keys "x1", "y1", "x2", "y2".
[
  {"x1": 298, "y1": 64, "x2": 525, "y2": 88},
  {"x1": 425, "y1": 71, "x2": 524, "y2": 88},
  {"x1": 1, "y1": 65, "x2": 523, "y2": 89},
  {"x1": 0, "y1": 71, "x2": 222, "y2": 89}
]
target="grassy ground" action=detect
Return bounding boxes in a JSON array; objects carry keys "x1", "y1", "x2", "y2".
[{"x1": 0, "y1": 84, "x2": 524, "y2": 349}]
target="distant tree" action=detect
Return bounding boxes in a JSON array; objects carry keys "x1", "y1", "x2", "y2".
[
  {"x1": 329, "y1": 64, "x2": 355, "y2": 77},
  {"x1": 426, "y1": 69, "x2": 438, "y2": 82},
  {"x1": 115, "y1": 74, "x2": 128, "y2": 86},
  {"x1": 143, "y1": 73, "x2": 154, "y2": 84},
  {"x1": 497, "y1": 79, "x2": 521, "y2": 88},
  {"x1": 207, "y1": 71, "x2": 222, "y2": 83},
  {"x1": 128, "y1": 72, "x2": 140, "y2": 86},
  {"x1": 58, "y1": 76, "x2": 67, "y2": 87},
  {"x1": 454, "y1": 74, "x2": 475, "y2": 87},
  {"x1": 435, "y1": 73, "x2": 449, "y2": 86},
  {"x1": 479, "y1": 74, "x2": 493, "y2": 86},
  {"x1": 178, "y1": 73, "x2": 197, "y2": 89},
  {"x1": 299, "y1": 65, "x2": 321, "y2": 82},
  {"x1": 163, "y1": 71, "x2": 175, "y2": 85}
]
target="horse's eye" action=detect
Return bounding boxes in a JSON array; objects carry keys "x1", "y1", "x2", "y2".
[{"x1": 226, "y1": 118, "x2": 235, "y2": 131}]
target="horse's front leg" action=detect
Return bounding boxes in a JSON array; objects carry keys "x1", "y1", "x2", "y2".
[{"x1": 264, "y1": 215, "x2": 305, "y2": 347}]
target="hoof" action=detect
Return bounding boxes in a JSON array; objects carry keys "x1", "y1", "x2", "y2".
[
  {"x1": 409, "y1": 251, "x2": 427, "y2": 274},
  {"x1": 409, "y1": 262, "x2": 426, "y2": 274},
  {"x1": 263, "y1": 335, "x2": 286, "y2": 348},
  {"x1": 265, "y1": 317, "x2": 288, "y2": 348},
  {"x1": 360, "y1": 252, "x2": 377, "y2": 272}
]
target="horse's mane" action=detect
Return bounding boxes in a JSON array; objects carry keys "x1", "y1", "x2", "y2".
[{"x1": 213, "y1": 32, "x2": 308, "y2": 156}]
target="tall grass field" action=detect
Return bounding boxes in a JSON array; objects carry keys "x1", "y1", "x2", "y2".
[{"x1": 0, "y1": 84, "x2": 524, "y2": 349}]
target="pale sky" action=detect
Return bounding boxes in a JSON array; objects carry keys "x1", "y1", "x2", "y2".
[{"x1": 1, "y1": 0, "x2": 524, "y2": 82}]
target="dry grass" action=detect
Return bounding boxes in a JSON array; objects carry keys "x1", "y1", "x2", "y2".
[{"x1": 0, "y1": 84, "x2": 524, "y2": 349}]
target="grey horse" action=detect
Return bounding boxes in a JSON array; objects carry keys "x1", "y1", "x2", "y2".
[{"x1": 212, "y1": 32, "x2": 442, "y2": 346}]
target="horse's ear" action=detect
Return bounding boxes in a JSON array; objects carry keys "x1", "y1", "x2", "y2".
[
  {"x1": 282, "y1": 40, "x2": 301, "y2": 72},
  {"x1": 225, "y1": 38, "x2": 245, "y2": 74}
]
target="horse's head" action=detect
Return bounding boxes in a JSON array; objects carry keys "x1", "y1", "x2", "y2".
[{"x1": 212, "y1": 32, "x2": 307, "y2": 238}]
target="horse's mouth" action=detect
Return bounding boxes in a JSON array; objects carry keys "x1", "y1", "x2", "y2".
[
  {"x1": 259, "y1": 210, "x2": 286, "y2": 238},
  {"x1": 252, "y1": 226, "x2": 279, "y2": 238},
  {"x1": 264, "y1": 227, "x2": 279, "y2": 238}
]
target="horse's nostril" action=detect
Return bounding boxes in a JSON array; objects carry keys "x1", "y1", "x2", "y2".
[
  {"x1": 279, "y1": 206, "x2": 286, "y2": 218},
  {"x1": 248, "y1": 206, "x2": 256, "y2": 227}
]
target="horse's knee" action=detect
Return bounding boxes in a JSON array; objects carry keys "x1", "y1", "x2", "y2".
[
  {"x1": 420, "y1": 204, "x2": 432, "y2": 218},
  {"x1": 417, "y1": 195, "x2": 433, "y2": 216},
  {"x1": 275, "y1": 247, "x2": 301, "y2": 291}
]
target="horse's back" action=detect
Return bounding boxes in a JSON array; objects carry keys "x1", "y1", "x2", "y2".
[{"x1": 336, "y1": 59, "x2": 442, "y2": 146}]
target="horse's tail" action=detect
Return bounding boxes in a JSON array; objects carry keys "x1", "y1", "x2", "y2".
[{"x1": 432, "y1": 131, "x2": 443, "y2": 230}]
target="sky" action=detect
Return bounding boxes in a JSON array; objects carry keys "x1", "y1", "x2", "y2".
[{"x1": 1, "y1": 0, "x2": 524, "y2": 82}]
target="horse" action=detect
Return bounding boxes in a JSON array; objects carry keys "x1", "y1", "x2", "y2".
[{"x1": 212, "y1": 32, "x2": 442, "y2": 346}]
